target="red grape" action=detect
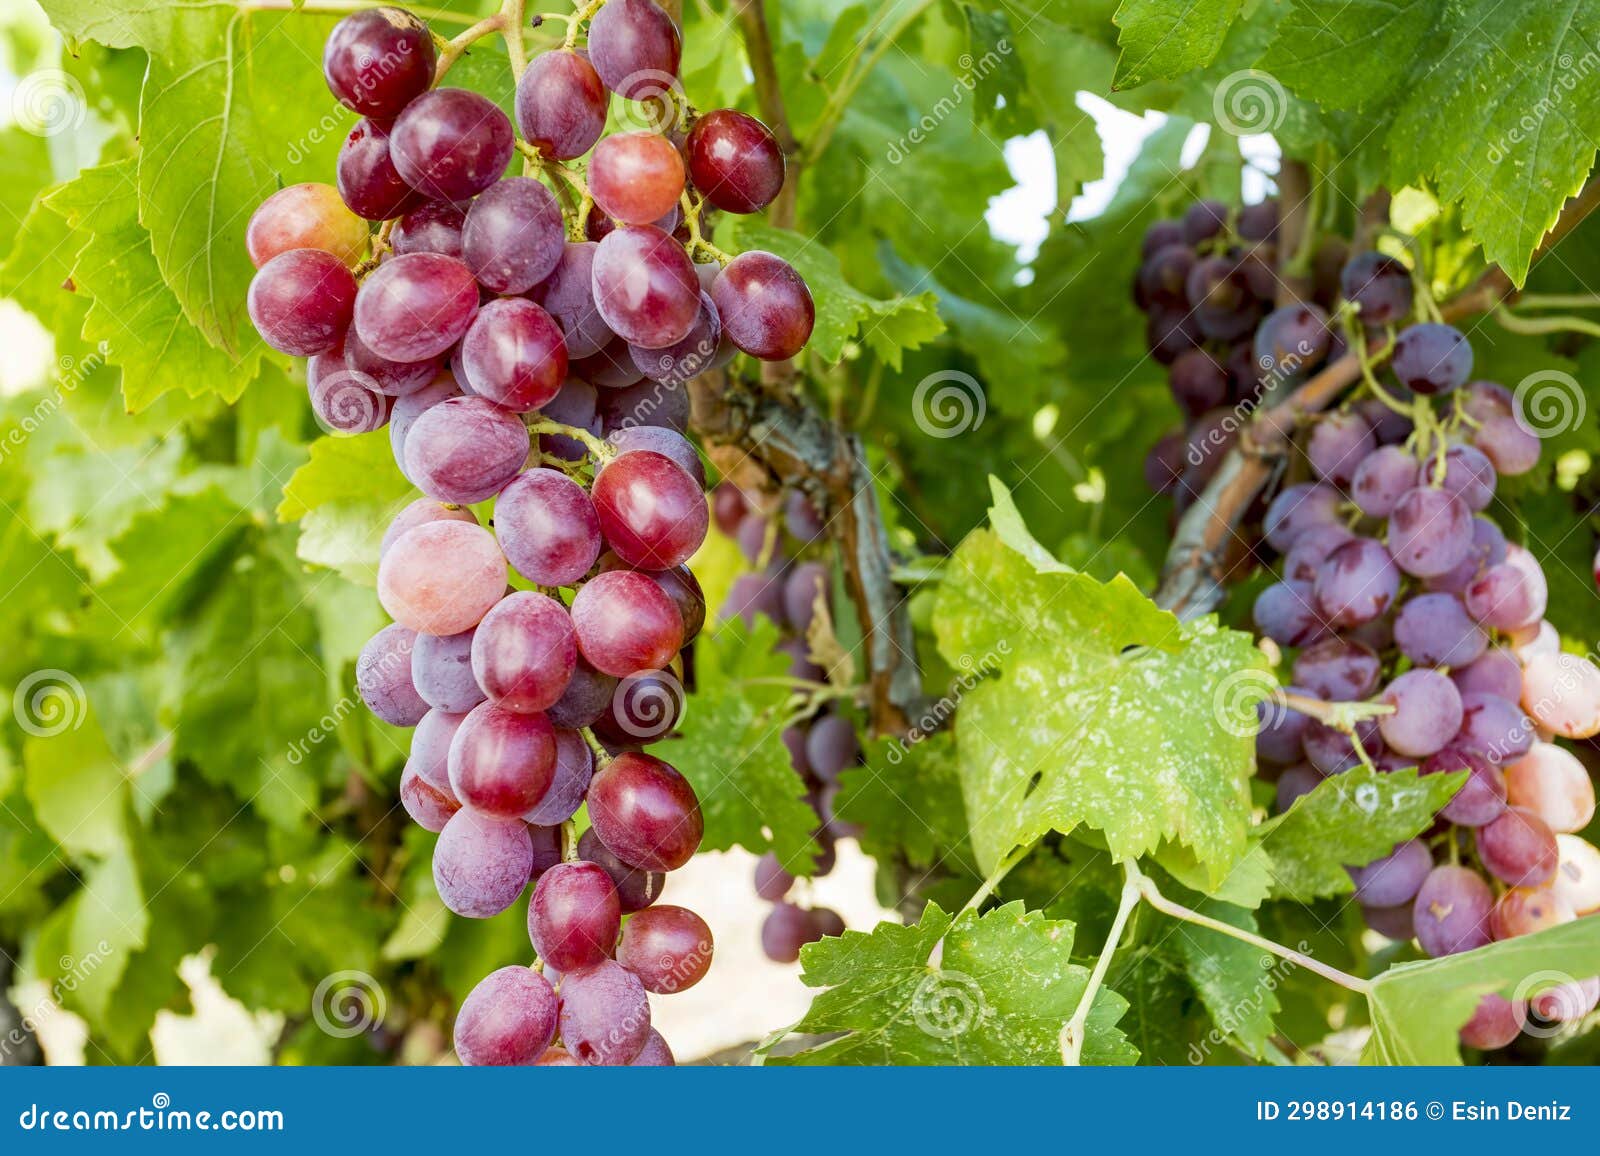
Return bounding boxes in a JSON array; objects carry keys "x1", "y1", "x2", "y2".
[
  {"x1": 557, "y1": 959, "x2": 651, "y2": 1065},
  {"x1": 592, "y1": 449, "x2": 708, "y2": 569},
  {"x1": 616, "y1": 904, "x2": 713, "y2": 993},
  {"x1": 591, "y1": 225, "x2": 700, "y2": 349},
  {"x1": 586, "y1": 751, "x2": 703, "y2": 871},
  {"x1": 353, "y1": 252, "x2": 479, "y2": 363},
  {"x1": 337, "y1": 117, "x2": 426, "y2": 221},
  {"x1": 391, "y1": 88, "x2": 515, "y2": 201},
  {"x1": 400, "y1": 762, "x2": 460, "y2": 832},
  {"x1": 391, "y1": 199, "x2": 467, "y2": 258},
  {"x1": 711, "y1": 250, "x2": 814, "y2": 360},
  {"x1": 685, "y1": 108, "x2": 784, "y2": 214},
  {"x1": 461, "y1": 177, "x2": 565, "y2": 294},
  {"x1": 569, "y1": 570, "x2": 683, "y2": 676},
  {"x1": 528, "y1": 861, "x2": 621, "y2": 971},
  {"x1": 470, "y1": 591, "x2": 577, "y2": 713},
  {"x1": 247, "y1": 182, "x2": 369, "y2": 268},
  {"x1": 459, "y1": 298, "x2": 567, "y2": 411},
  {"x1": 587, "y1": 0, "x2": 682, "y2": 99},
  {"x1": 494, "y1": 467, "x2": 603, "y2": 587},
  {"x1": 577, "y1": 827, "x2": 663, "y2": 912},
  {"x1": 516, "y1": 49, "x2": 608, "y2": 160},
  {"x1": 447, "y1": 700, "x2": 557, "y2": 817},
  {"x1": 322, "y1": 7, "x2": 436, "y2": 119},
  {"x1": 248, "y1": 249, "x2": 356, "y2": 356},
  {"x1": 590, "y1": 132, "x2": 686, "y2": 226}
]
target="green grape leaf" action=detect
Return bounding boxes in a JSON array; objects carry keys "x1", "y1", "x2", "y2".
[
  {"x1": 1255, "y1": 766, "x2": 1465, "y2": 902},
  {"x1": 933, "y1": 525, "x2": 1263, "y2": 881},
  {"x1": 22, "y1": 718, "x2": 130, "y2": 858},
  {"x1": 1111, "y1": 0, "x2": 1245, "y2": 89},
  {"x1": 64, "y1": 848, "x2": 149, "y2": 1021},
  {"x1": 43, "y1": 160, "x2": 263, "y2": 410},
  {"x1": 662, "y1": 618, "x2": 819, "y2": 872},
  {"x1": 1261, "y1": 0, "x2": 1600, "y2": 284},
  {"x1": 0, "y1": 191, "x2": 87, "y2": 337},
  {"x1": 278, "y1": 432, "x2": 418, "y2": 585},
  {"x1": 837, "y1": 730, "x2": 973, "y2": 873},
  {"x1": 1165, "y1": 892, "x2": 1279, "y2": 1059},
  {"x1": 724, "y1": 220, "x2": 944, "y2": 368},
  {"x1": 770, "y1": 901, "x2": 1137, "y2": 1066},
  {"x1": 1365, "y1": 918, "x2": 1600, "y2": 1065}
]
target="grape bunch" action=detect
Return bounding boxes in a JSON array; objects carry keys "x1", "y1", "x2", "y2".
[
  {"x1": 1182, "y1": 233, "x2": 1600, "y2": 1048},
  {"x1": 246, "y1": 0, "x2": 817, "y2": 1068},
  {"x1": 712, "y1": 481, "x2": 853, "y2": 960}
]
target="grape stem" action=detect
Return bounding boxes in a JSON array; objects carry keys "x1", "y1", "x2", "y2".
[
  {"x1": 526, "y1": 419, "x2": 612, "y2": 461},
  {"x1": 500, "y1": 0, "x2": 529, "y2": 78},
  {"x1": 562, "y1": 0, "x2": 605, "y2": 50},
  {"x1": 1493, "y1": 307, "x2": 1600, "y2": 340},
  {"x1": 679, "y1": 192, "x2": 732, "y2": 265},
  {"x1": 579, "y1": 727, "x2": 612, "y2": 765},
  {"x1": 1059, "y1": 863, "x2": 1142, "y2": 1066},
  {"x1": 245, "y1": 0, "x2": 482, "y2": 24},
  {"x1": 559, "y1": 818, "x2": 578, "y2": 862},
  {"x1": 1278, "y1": 692, "x2": 1393, "y2": 729}
]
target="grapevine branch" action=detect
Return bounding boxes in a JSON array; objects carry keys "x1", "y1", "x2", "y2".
[{"x1": 1154, "y1": 173, "x2": 1600, "y2": 619}]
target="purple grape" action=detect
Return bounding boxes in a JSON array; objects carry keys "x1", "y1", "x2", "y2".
[
  {"x1": 400, "y1": 762, "x2": 460, "y2": 832},
  {"x1": 1455, "y1": 691, "x2": 1534, "y2": 765},
  {"x1": 577, "y1": 827, "x2": 663, "y2": 913},
  {"x1": 1306, "y1": 410, "x2": 1376, "y2": 488},
  {"x1": 1252, "y1": 580, "x2": 1323, "y2": 647},
  {"x1": 1378, "y1": 669, "x2": 1463, "y2": 759},
  {"x1": 592, "y1": 668, "x2": 683, "y2": 746},
  {"x1": 1477, "y1": 807, "x2": 1559, "y2": 888},
  {"x1": 389, "y1": 373, "x2": 460, "y2": 479},
  {"x1": 761, "y1": 902, "x2": 824, "y2": 962},
  {"x1": 532, "y1": 242, "x2": 616, "y2": 359},
  {"x1": 391, "y1": 88, "x2": 515, "y2": 201},
  {"x1": 391, "y1": 199, "x2": 467, "y2": 258},
  {"x1": 1313, "y1": 537, "x2": 1399, "y2": 627},
  {"x1": 308, "y1": 349, "x2": 391, "y2": 433},
  {"x1": 1275, "y1": 763, "x2": 1322, "y2": 812},
  {"x1": 1387, "y1": 487, "x2": 1472, "y2": 578},
  {"x1": 515, "y1": 49, "x2": 608, "y2": 160},
  {"x1": 1475, "y1": 414, "x2": 1540, "y2": 476},
  {"x1": 453, "y1": 966, "x2": 557, "y2": 1066},
  {"x1": 1392, "y1": 323, "x2": 1472, "y2": 395},
  {"x1": 604, "y1": 426, "x2": 705, "y2": 487},
  {"x1": 354, "y1": 252, "x2": 479, "y2": 363},
  {"x1": 357, "y1": 622, "x2": 427, "y2": 726},
  {"x1": 1182, "y1": 199, "x2": 1228, "y2": 243},
  {"x1": 1393, "y1": 592, "x2": 1487, "y2": 668},
  {"x1": 1422, "y1": 746, "x2": 1506, "y2": 827},
  {"x1": 686, "y1": 108, "x2": 785, "y2": 214},
  {"x1": 598, "y1": 375, "x2": 690, "y2": 434},
  {"x1": 1362, "y1": 902, "x2": 1415, "y2": 941},
  {"x1": 337, "y1": 117, "x2": 426, "y2": 221},
  {"x1": 1263, "y1": 482, "x2": 1341, "y2": 551},
  {"x1": 628, "y1": 293, "x2": 721, "y2": 386},
  {"x1": 1426, "y1": 515, "x2": 1507, "y2": 595},
  {"x1": 591, "y1": 225, "x2": 700, "y2": 349},
  {"x1": 495, "y1": 468, "x2": 603, "y2": 587},
  {"x1": 1302, "y1": 718, "x2": 1382, "y2": 775},
  {"x1": 459, "y1": 298, "x2": 567, "y2": 412},
  {"x1": 412, "y1": 627, "x2": 486, "y2": 713},
  {"x1": 471, "y1": 591, "x2": 577, "y2": 713},
  {"x1": 1465, "y1": 561, "x2": 1545, "y2": 630},
  {"x1": 557, "y1": 959, "x2": 651, "y2": 1065},
  {"x1": 546, "y1": 658, "x2": 619, "y2": 730},
  {"x1": 1351, "y1": 444, "x2": 1418, "y2": 517},
  {"x1": 712, "y1": 250, "x2": 815, "y2": 361},
  {"x1": 528, "y1": 861, "x2": 621, "y2": 972},
  {"x1": 1253, "y1": 303, "x2": 1331, "y2": 378},
  {"x1": 1452, "y1": 647, "x2": 1524, "y2": 702},
  {"x1": 248, "y1": 249, "x2": 356, "y2": 356},
  {"x1": 1167, "y1": 349, "x2": 1228, "y2": 417},
  {"x1": 1144, "y1": 433, "x2": 1185, "y2": 494},
  {"x1": 586, "y1": 0, "x2": 682, "y2": 99},
  {"x1": 1142, "y1": 219, "x2": 1185, "y2": 256},
  {"x1": 345, "y1": 324, "x2": 440, "y2": 397},
  {"x1": 1282, "y1": 524, "x2": 1354, "y2": 583},
  {"x1": 407, "y1": 707, "x2": 466, "y2": 793},
  {"x1": 1412, "y1": 865, "x2": 1494, "y2": 957},
  {"x1": 322, "y1": 7, "x2": 436, "y2": 119},
  {"x1": 1146, "y1": 306, "x2": 1201, "y2": 364},
  {"x1": 805, "y1": 715, "x2": 860, "y2": 784},
  {"x1": 1257, "y1": 685, "x2": 1312, "y2": 765},
  {"x1": 402, "y1": 395, "x2": 530, "y2": 505},
  {"x1": 462, "y1": 177, "x2": 565, "y2": 294},
  {"x1": 631, "y1": 1030, "x2": 675, "y2": 1066},
  {"x1": 1137, "y1": 244, "x2": 1195, "y2": 308},
  {"x1": 1350, "y1": 839, "x2": 1431, "y2": 907},
  {"x1": 783, "y1": 561, "x2": 830, "y2": 633},
  {"x1": 720, "y1": 571, "x2": 785, "y2": 628},
  {"x1": 1339, "y1": 251, "x2": 1413, "y2": 324},
  {"x1": 537, "y1": 379, "x2": 601, "y2": 460},
  {"x1": 523, "y1": 728, "x2": 594, "y2": 826},
  {"x1": 754, "y1": 852, "x2": 795, "y2": 901},
  {"x1": 433, "y1": 809, "x2": 535, "y2": 918},
  {"x1": 1429, "y1": 445, "x2": 1496, "y2": 512}
]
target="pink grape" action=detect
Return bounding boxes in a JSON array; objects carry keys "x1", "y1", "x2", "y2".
[
  {"x1": 631, "y1": 1030, "x2": 675, "y2": 1067},
  {"x1": 1521, "y1": 652, "x2": 1600, "y2": 739},
  {"x1": 570, "y1": 570, "x2": 684, "y2": 676},
  {"x1": 1451, "y1": 647, "x2": 1523, "y2": 702},
  {"x1": 591, "y1": 225, "x2": 701, "y2": 349},
  {"x1": 1475, "y1": 414, "x2": 1540, "y2": 476},
  {"x1": 380, "y1": 498, "x2": 478, "y2": 558},
  {"x1": 685, "y1": 108, "x2": 784, "y2": 214},
  {"x1": 1477, "y1": 807, "x2": 1560, "y2": 888},
  {"x1": 308, "y1": 351, "x2": 391, "y2": 433},
  {"x1": 587, "y1": 0, "x2": 682, "y2": 99},
  {"x1": 447, "y1": 700, "x2": 557, "y2": 818},
  {"x1": 616, "y1": 904, "x2": 713, "y2": 994},
  {"x1": 453, "y1": 965, "x2": 558, "y2": 1066},
  {"x1": 377, "y1": 520, "x2": 507, "y2": 635},
  {"x1": 1490, "y1": 884, "x2": 1574, "y2": 940},
  {"x1": 400, "y1": 762, "x2": 460, "y2": 832},
  {"x1": 402, "y1": 395, "x2": 530, "y2": 505},
  {"x1": 494, "y1": 468, "x2": 603, "y2": 587},
  {"x1": 527, "y1": 861, "x2": 621, "y2": 972},
  {"x1": 459, "y1": 299, "x2": 567, "y2": 411},
  {"x1": 1422, "y1": 746, "x2": 1506, "y2": 827},
  {"x1": 557, "y1": 959, "x2": 651, "y2": 1066},
  {"x1": 337, "y1": 117, "x2": 426, "y2": 221},
  {"x1": 247, "y1": 182, "x2": 369, "y2": 268},
  {"x1": 590, "y1": 132, "x2": 687, "y2": 226},
  {"x1": 586, "y1": 751, "x2": 703, "y2": 871},
  {"x1": 1459, "y1": 994, "x2": 1523, "y2": 1050},
  {"x1": 1312, "y1": 538, "x2": 1398, "y2": 628},
  {"x1": 712, "y1": 250, "x2": 815, "y2": 361},
  {"x1": 592, "y1": 449, "x2": 709, "y2": 569},
  {"x1": 353, "y1": 252, "x2": 479, "y2": 363},
  {"x1": 1412, "y1": 865, "x2": 1494, "y2": 957},
  {"x1": 322, "y1": 7, "x2": 436, "y2": 119},
  {"x1": 523, "y1": 728, "x2": 594, "y2": 825},
  {"x1": 461, "y1": 177, "x2": 565, "y2": 294},
  {"x1": 1505, "y1": 743, "x2": 1596, "y2": 833},
  {"x1": 1465, "y1": 562, "x2": 1542, "y2": 630},
  {"x1": 531, "y1": 242, "x2": 615, "y2": 359},
  {"x1": 391, "y1": 88, "x2": 515, "y2": 201},
  {"x1": 1378, "y1": 669, "x2": 1461, "y2": 758},
  {"x1": 356, "y1": 622, "x2": 427, "y2": 726},
  {"x1": 1430, "y1": 444, "x2": 1496, "y2": 511},
  {"x1": 515, "y1": 50, "x2": 607, "y2": 160},
  {"x1": 406, "y1": 707, "x2": 467, "y2": 793},
  {"x1": 1550, "y1": 835, "x2": 1600, "y2": 914},
  {"x1": 432, "y1": 808, "x2": 535, "y2": 917},
  {"x1": 1350, "y1": 445, "x2": 1417, "y2": 518},
  {"x1": 470, "y1": 591, "x2": 577, "y2": 713},
  {"x1": 248, "y1": 249, "x2": 356, "y2": 356}
]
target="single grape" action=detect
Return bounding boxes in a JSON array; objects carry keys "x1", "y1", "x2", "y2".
[
  {"x1": 1182, "y1": 199, "x2": 1228, "y2": 243},
  {"x1": 570, "y1": 570, "x2": 684, "y2": 676},
  {"x1": 1350, "y1": 445, "x2": 1417, "y2": 518},
  {"x1": 1262, "y1": 482, "x2": 1342, "y2": 551},
  {"x1": 1143, "y1": 433, "x2": 1185, "y2": 494},
  {"x1": 1509, "y1": 618, "x2": 1560, "y2": 664},
  {"x1": 1459, "y1": 994, "x2": 1524, "y2": 1051},
  {"x1": 1550, "y1": 835, "x2": 1600, "y2": 915},
  {"x1": 761, "y1": 902, "x2": 822, "y2": 963},
  {"x1": 630, "y1": 1030, "x2": 675, "y2": 1067},
  {"x1": 1282, "y1": 524, "x2": 1354, "y2": 584},
  {"x1": 721, "y1": 570, "x2": 785, "y2": 629},
  {"x1": 1391, "y1": 322, "x2": 1472, "y2": 395},
  {"x1": 546, "y1": 657, "x2": 620, "y2": 730},
  {"x1": 322, "y1": 7, "x2": 436, "y2": 119},
  {"x1": 805, "y1": 715, "x2": 860, "y2": 784},
  {"x1": 1429, "y1": 445, "x2": 1496, "y2": 512},
  {"x1": 586, "y1": 751, "x2": 702, "y2": 871},
  {"x1": 1505, "y1": 743, "x2": 1596, "y2": 833},
  {"x1": 1491, "y1": 884, "x2": 1575, "y2": 940},
  {"x1": 515, "y1": 49, "x2": 607, "y2": 160},
  {"x1": 247, "y1": 182, "x2": 369, "y2": 268},
  {"x1": 1412, "y1": 865, "x2": 1494, "y2": 957},
  {"x1": 576, "y1": 333, "x2": 648, "y2": 389},
  {"x1": 470, "y1": 591, "x2": 576, "y2": 713},
  {"x1": 377, "y1": 520, "x2": 507, "y2": 636},
  {"x1": 1362, "y1": 902, "x2": 1415, "y2": 942},
  {"x1": 531, "y1": 242, "x2": 615, "y2": 359},
  {"x1": 1349, "y1": 839, "x2": 1431, "y2": 908},
  {"x1": 1451, "y1": 647, "x2": 1523, "y2": 702},
  {"x1": 1474, "y1": 413, "x2": 1541, "y2": 476},
  {"x1": 495, "y1": 468, "x2": 602, "y2": 587},
  {"x1": 448, "y1": 700, "x2": 557, "y2": 818},
  {"x1": 1312, "y1": 538, "x2": 1399, "y2": 628},
  {"x1": 459, "y1": 298, "x2": 567, "y2": 412},
  {"x1": 1253, "y1": 303, "x2": 1332, "y2": 378},
  {"x1": 685, "y1": 108, "x2": 784, "y2": 214},
  {"x1": 402, "y1": 395, "x2": 530, "y2": 505},
  {"x1": 1477, "y1": 807, "x2": 1560, "y2": 888},
  {"x1": 592, "y1": 449, "x2": 708, "y2": 569},
  {"x1": 712, "y1": 250, "x2": 814, "y2": 361},
  {"x1": 603, "y1": 426, "x2": 704, "y2": 486},
  {"x1": 596, "y1": 555, "x2": 705, "y2": 645},
  {"x1": 1256, "y1": 685, "x2": 1311, "y2": 766},
  {"x1": 337, "y1": 117, "x2": 426, "y2": 221},
  {"x1": 1137, "y1": 244, "x2": 1195, "y2": 308},
  {"x1": 410, "y1": 627, "x2": 484, "y2": 713},
  {"x1": 453, "y1": 965, "x2": 557, "y2": 1066},
  {"x1": 407, "y1": 707, "x2": 467, "y2": 792},
  {"x1": 391, "y1": 88, "x2": 515, "y2": 202},
  {"x1": 591, "y1": 225, "x2": 701, "y2": 349},
  {"x1": 1167, "y1": 349, "x2": 1229, "y2": 418},
  {"x1": 460, "y1": 177, "x2": 565, "y2": 294},
  {"x1": 433, "y1": 808, "x2": 535, "y2": 918},
  {"x1": 523, "y1": 728, "x2": 594, "y2": 826},
  {"x1": 527, "y1": 861, "x2": 621, "y2": 972},
  {"x1": 357, "y1": 622, "x2": 427, "y2": 726},
  {"x1": 1393, "y1": 592, "x2": 1487, "y2": 669},
  {"x1": 628, "y1": 293, "x2": 721, "y2": 386},
  {"x1": 577, "y1": 828, "x2": 664, "y2": 913},
  {"x1": 1387, "y1": 487, "x2": 1472, "y2": 578},
  {"x1": 1529, "y1": 977, "x2": 1600, "y2": 1025},
  {"x1": 783, "y1": 561, "x2": 830, "y2": 634},
  {"x1": 400, "y1": 762, "x2": 460, "y2": 832},
  {"x1": 389, "y1": 373, "x2": 461, "y2": 480},
  {"x1": 586, "y1": 0, "x2": 682, "y2": 99},
  {"x1": 754, "y1": 852, "x2": 795, "y2": 902},
  {"x1": 1306, "y1": 411, "x2": 1376, "y2": 489},
  {"x1": 1521, "y1": 652, "x2": 1600, "y2": 739},
  {"x1": 1378, "y1": 669, "x2": 1462, "y2": 759},
  {"x1": 1338, "y1": 250, "x2": 1413, "y2": 324},
  {"x1": 1145, "y1": 306, "x2": 1201, "y2": 364},
  {"x1": 1426, "y1": 515, "x2": 1507, "y2": 595},
  {"x1": 248, "y1": 249, "x2": 356, "y2": 356},
  {"x1": 616, "y1": 904, "x2": 713, "y2": 994},
  {"x1": 1422, "y1": 746, "x2": 1506, "y2": 827},
  {"x1": 1455, "y1": 691, "x2": 1535, "y2": 765},
  {"x1": 354, "y1": 252, "x2": 479, "y2": 363},
  {"x1": 590, "y1": 132, "x2": 687, "y2": 226},
  {"x1": 595, "y1": 374, "x2": 689, "y2": 436},
  {"x1": 557, "y1": 959, "x2": 651, "y2": 1066}
]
